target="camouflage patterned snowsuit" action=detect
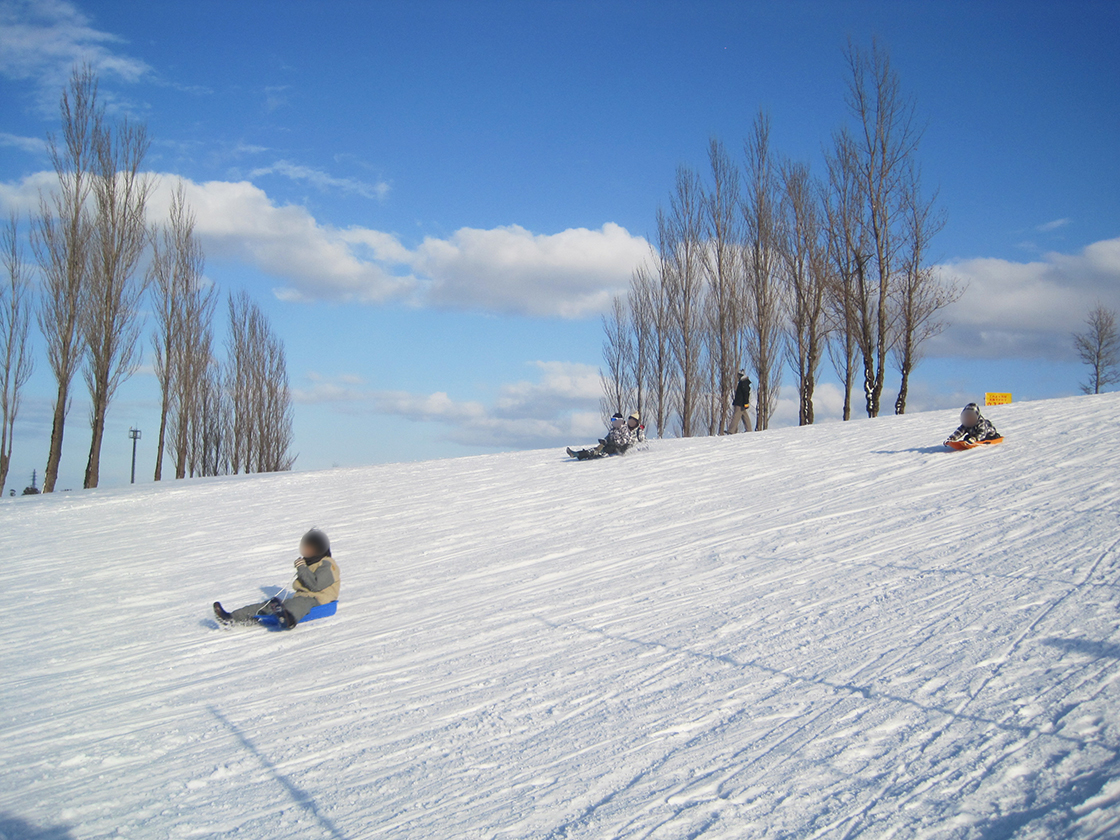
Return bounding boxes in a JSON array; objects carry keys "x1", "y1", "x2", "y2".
[
  {"x1": 946, "y1": 414, "x2": 1000, "y2": 444},
  {"x1": 573, "y1": 424, "x2": 634, "y2": 460}
]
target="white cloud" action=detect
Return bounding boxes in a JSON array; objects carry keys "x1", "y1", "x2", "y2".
[
  {"x1": 293, "y1": 362, "x2": 605, "y2": 449},
  {"x1": 930, "y1": 236, "x2": 1120, "y2": 359},
  {"x1": 1036, "y1": 217, "x2": 1071, "y2": 233},
  {"x1": 0, "y1": 169, "x2": 55, "y2": 212},
  {"x1": 6, "y1": 168, "x2": 1117, "y2": 345},
  {"x1": 0, "y1": 0, "x2": 150, "y2": 109},
  {"x1": 249, "y1": 160, "x2": 390, "y2": 201},
  {"x1": 141, "y1": 175, "x2": 413, "y2": 304},
  {"x1": 413, "y1": 223, "x2": 648, "y2": 318},
  {"x1": 769, "y1": 382, "x2": 846, "y2": 427},
  {"x1": 145, "y1": 174, "x2": 645, "y2": 317},
  {"x1": 8, "y1": 170, "x2": 646, "y2": 315},
  {"x1": 0, "y1": 131, "x2": 48, "y2": 155},
  {"x1": 4, "y1": 171, "x2": 649, "y2": 318}
]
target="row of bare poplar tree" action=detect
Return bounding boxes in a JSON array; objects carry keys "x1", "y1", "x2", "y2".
[
  {"x1": 0, "y1": 66, "x2": 294, "y2": 495},
  {"x1": 601, "y1": 42, "x2": 962, "y2": 437}
]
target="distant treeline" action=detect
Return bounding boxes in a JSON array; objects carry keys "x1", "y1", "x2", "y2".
[
  {"x1": 0, "y1": 65, "x2": 295, "y2": 496},
  {"x1": 601, "y1": 40, "x2": 961, "y2": 437}
]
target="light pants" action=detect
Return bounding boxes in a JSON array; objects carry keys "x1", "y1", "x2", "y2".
[{"x1": 726, "y1": 405, "x2": 752, "y2": 434}]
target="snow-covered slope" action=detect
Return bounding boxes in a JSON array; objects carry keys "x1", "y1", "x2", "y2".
[{"x1": 4, "y1": 394, "x2": 1120, "y2": 840}]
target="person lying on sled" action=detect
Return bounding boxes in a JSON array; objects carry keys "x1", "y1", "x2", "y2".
[
  {"x1": 567, "y1": 412, "x2": 634, "y2": 460},
  {"x1": 945, "y1": 403, "x2": 1001, "y2": 446},
  {"x1": 213, "y1": 529, "x2": 339, "y2": 629}
]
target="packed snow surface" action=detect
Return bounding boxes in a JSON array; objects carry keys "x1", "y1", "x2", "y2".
[{"x1": 4, "y1": 394, "x2": 1120, "y2": 839}]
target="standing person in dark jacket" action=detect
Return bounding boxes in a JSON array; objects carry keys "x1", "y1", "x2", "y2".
[
  {"x1": 725, "y1": 371, "x2": 752, "y2": 434},
  {"x1": 214, "y1": 529, "x2": 340, "y2": 629}
]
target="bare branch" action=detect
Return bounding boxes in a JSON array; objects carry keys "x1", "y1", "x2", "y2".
[
  {"x1": 31, "y1": 64, "x2": 101, "y2": 492},
  {"x1": 226, "y1": 291, "x2": 295, "y2": 473},
  {"x1": 1074, "y1": 305, "x2": 1120, "y2": 395},
  {"x1": 599, "y1": 295, "x2": 634, "y2": 423},
  {"x1": 779, "y1": 160, "x2": 828, "y2": 425},
  {"x1": 742, "y1": 112, "x2": 785, "y2": 430},
  {"x1": 1, "y1": 214, "x2": 35, "y2": 492},
  {"x1": 81, "y1": 109, "x2": 154, "y2": 488},
  {"x1": 890, "y1": 163, "x2": 959, "y2": 413},
  {"x1": 841, "y1": 39, "x2": 924, "y2": 417}
]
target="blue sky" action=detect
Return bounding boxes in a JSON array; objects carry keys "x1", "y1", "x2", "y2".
[{"x1": 1, "y1": 0, "x2": 1118, "y2": 490}]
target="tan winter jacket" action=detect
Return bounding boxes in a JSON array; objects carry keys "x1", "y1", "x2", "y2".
[{"x1": 293, "y1": 556, "x2": 340, "y2": 604}]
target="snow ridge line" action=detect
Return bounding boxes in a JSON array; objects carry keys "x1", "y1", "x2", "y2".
[
  {"x1": 829, "y1": 532, "x2": 1120, "y2": 839},
  {"x1": 544, "y1": 616, "x2": 1096, "y2": 746},
  {"x1": 536, "y1": 608, "x2": 1103, "y2": 839},
  {"x1": 956, "y1": 531, "x2": 1120, "y2": 719}
]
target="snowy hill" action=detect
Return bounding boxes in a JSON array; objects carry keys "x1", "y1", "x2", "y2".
[{"x1": 3, "y1": 393, "x2": 1120, "y2": 840}]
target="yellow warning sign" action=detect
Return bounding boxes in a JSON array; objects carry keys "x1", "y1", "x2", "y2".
[{"x1": 985, "y1": 393, "x2": 1012, "y2": 406}]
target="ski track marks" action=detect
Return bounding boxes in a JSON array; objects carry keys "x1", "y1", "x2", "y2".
[{"x1": 2, "y1": 394, "x2": 1120, "y2": 838}]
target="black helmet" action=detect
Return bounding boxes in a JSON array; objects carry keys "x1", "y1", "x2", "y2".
[{"x1": 301, "y1": 528, "x2": 331, "y2": 558}]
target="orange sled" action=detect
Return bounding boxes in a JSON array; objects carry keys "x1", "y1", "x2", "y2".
[{"x1": 944, "y1": 437, "x2": 1004, "y2": 451}]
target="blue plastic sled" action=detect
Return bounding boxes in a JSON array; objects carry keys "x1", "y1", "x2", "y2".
[{"x1": 257, "y1": 600, "x2": 338, "y2": 631}]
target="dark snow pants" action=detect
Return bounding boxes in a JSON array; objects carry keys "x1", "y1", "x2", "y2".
[{"x1": 229, "y1": 595, "x2": 319, "y2": 625}]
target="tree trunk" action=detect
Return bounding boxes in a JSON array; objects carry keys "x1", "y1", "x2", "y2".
[
  {"x1": 153, "y1": 396, "x2": 168, "y2": 480},
  {"x1": 84, "y1": 395, "x2": 106, "y2": 488},
  {"x1": 841, "y1": 331, "x2": 854, "y2": 421},
  {"x1": 42, "y1": 386, "x2": 69, "y2": 493},
  {"x1": 895, "y1": 365, "x2": 910, "y2": 414}
]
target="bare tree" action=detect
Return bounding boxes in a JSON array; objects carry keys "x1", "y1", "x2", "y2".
[
  {"x1": 150, "y1": 251, "x2": 176, "y2": 479},
  {"x1": 1074, "y1": 304, "x2": 1120, "y2": 395},
  {"x1": 82, "y1": 115, "x2": 154, "y2": 488},
  {"x1": 258, "y1": 321, "x2": 296, "y2": 472},
  {"x1": 780, "y1": 161, "x2": 828, "y2": 425},
  {"x1": 226, "y1": 293, "x2": 250, "y2": 476},
  {"x1": 1, "y1": 215, "x2": 35, "y2": 493},
  {"x1": 742, "y1": 112, "x2": 785, "y2": 430},
  {"x1": 195, "y1": 356, "x2": 229, "y2": 477},
  {"x1": 150, "y1": 181, "x2": 214, "y2": 480},
  {"x1": 226, "y1": 292, "x2": 295, "y2": 473},
  {"x1": 599, "y1": 294, "x2": 634, "y2": 421},
  {"x1": 32, "y1": 65, "x2": 100, "y2": 493},
  {"x1": 822, "y1": 143, "x2": 864, "y2": 421},
  {"x1": 628, "y1": 263, "x2": 653, "y2": 423},
  {"x1": 151, "y1": 185, "x2": 182, "y2": 480},
  {"x1": 643, "y1": 209, "x2": 677, "y2": 438},
  {"x1": 665, "y1": 166, "x2": 706, "y2": 436},
  {"x1": 701, "y1": 138, "x2": 744, "y2": 435},
  {"x1": 699, "y1": 288, "x2": 723, "y2": 437},
  {"x1": 843, "y1": 39, "x2": 922, "y2": 418},
  {"x1": 168, "y1": 289, "x2": 217, "y2": 479},
  {"x1": 891, "y1": 167, "x2": 959, "y2": 413}
]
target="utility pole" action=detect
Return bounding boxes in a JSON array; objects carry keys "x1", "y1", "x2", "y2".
[{"x1": 129, "y1": 428, "x2": 141, "y2": 484}]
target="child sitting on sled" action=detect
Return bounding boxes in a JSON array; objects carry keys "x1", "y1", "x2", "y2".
[
  {"x1": 626, "y1": 411, "x2": 646, "y2": 444},
  {"x1": 214, "y1": 529, "x2": 340, "y2": 629},
  {"x1": 567, "y1": 412, "x2": 634, "y2": 460},
  {"x1": 945, "y1": 402, "x2": 1001, "y2": 446}
]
